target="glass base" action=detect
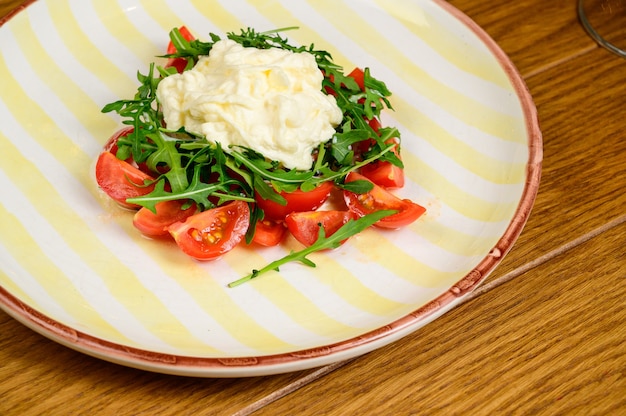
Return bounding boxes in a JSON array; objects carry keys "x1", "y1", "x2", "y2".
[{"x1": 578, "y1": 0, "x2": 626, "y2": 58}]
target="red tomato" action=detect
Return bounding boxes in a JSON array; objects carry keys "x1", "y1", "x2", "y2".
[
  {"x1": 167, "y1": 201, "x2": 250, "y2": 260},
  {"x1": 133, "y1": 200, "x2": 197, "y2": 238},
  {"x1": 250, "y1": 219, "x2": 287, "y2": 247},
  {"x1": 343, "y1": 172, "x2": 425, "y2": 229},
  {"x1": 360, "y1": 138, "x2": 405, "y2": 189},
  {"x1": 347, "y1": 67, "x2": 365, "y2": 91},
  {"x1": 254, "y1": 181, "x2": 334, "y2": 221},
  {"x1": 360, "y1": 160, "x2": 405, "y2": 189},
  {"x1": 95, "y1": 151, "x2": 156, "y2": 209},
  {"x1": 102, "y1": 126, "x2": 157, "y2": 175},
  {"x1": 285, "y1": 210, "x2": 356, "y2": 247},
  {"x1": 165, "y1": 26, "x2": 195, "y2": 73},
  {"x1": 103, "y1": 126, "x2": 134, "y2": 156}
]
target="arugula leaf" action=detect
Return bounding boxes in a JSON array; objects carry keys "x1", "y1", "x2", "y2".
[
  {"x1": 127, "y1": 165, "x2": 253, "y2": 213},
  {"x1": 330, "y1": 129, "x2": 370, "y2": 165},
  {"x1": 228, "y1": 209, "x2": 396, "y2": 287},
  {"x1": 337, "y1": 179, "x2": 374, "y2": 194}
]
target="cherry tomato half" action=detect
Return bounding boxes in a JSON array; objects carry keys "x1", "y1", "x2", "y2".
[
  {"x1": 133, "y1": 200, "x2": 197, "y2": 238},
  {"x1": 254, "y1": 181, "x2": 334, "y2": 221},
  {"x1": 167, "y1": 201, "x2": 250, "y2": 260},
  {"x1": 347, "y1": 67, "x2": 365, "y2": 91},
  {"x1": 285, "y1": 210, "x2": 357, "y2": 247},
  {"x1": 103, "y1": 126, "x2": 134, "y2": 156},
  {"x1": 343, "y1": 172, "x2": 425, "y2": 229},
  {"x1": 165, "y1": 26, "x2": 195, "y2": 74},
  {"x1": 95, "y1": 151, "x2": 156, "y2": 209},
  {"x1": 360, "y1": 138, "x2": 405, "y2": 189},
  {"x1": 250, "y1": 219, "x2": 287, "y2": 247}
]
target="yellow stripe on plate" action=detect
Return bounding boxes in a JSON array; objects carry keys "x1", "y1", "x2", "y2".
[
  {"x1": 91, "y1": 1, "x2": 159, "y2": 61},
  {"x1": 121, "y1": 231, "x2": 311, "y2": 352},
  {"x1": 375, "y1": 0, "x2": 512, "y2": 90},
  {"x1": 305, "y1": 0, "x2": 524, "y2": 140},
  {"x1": 0, "y1": 106, "x2": 216, "y2": 354},
  {"x1": 189, "y1": 0, "x2": 245, "y2": 32},
  {"x1": 47, "y1": 0, "x2": 136, "y2": 98},
  {"x1": 139, "y1": 0, "x2": 186, "y2": 31},
  {"x1": 0, "y1": 203, "x2": 132, "y2": 345},
  {"x1": 11, "y1": 12, "x2": 118, "y2": 145},
  {"x1": 394, "y1": 97, "x2": 528, "y2": 185},
  {"x1": 406, "y1": 154, "x2": 519, "y2": 222},
  {"x1": 290, "y1": 253, "x2": 408, "y2": 317},
  {"x1": 350, "y1": 228, "x2": 462, "y2": 288},
  {"x1": 412, "y1": 219, "x2": 501, "y2": 258}
]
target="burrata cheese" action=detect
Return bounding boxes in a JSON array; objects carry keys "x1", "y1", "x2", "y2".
[{"x1": 157, "y1": 39, "x2": 343, "y2": 170}]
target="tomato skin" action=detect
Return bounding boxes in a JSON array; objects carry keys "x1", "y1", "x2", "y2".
[
  {"x1": 95, "y1": 151, "x2": 156, "y2": 209},
  {"x1": 250, "y1": 219, "x2": 287, "y2": 247},
  {"x1": 343, "y1": 172, "x2": 425, "y2": 229},
  {"x1": 133, "y1": 200, "x2": 197, "y2": 238},
  {"x1": 285, "y1": 210, "x2": 356, "y2": 247},
  {"x1": 167, "y1": 201, "x2": 250, "y2": 260},
  {"x1": 347, "y1": 67, "x2": 365, "y2": 91},
  {"x1": 360, "y1": 160, "x2": 405, "y2": 189},
  {"x1": 359, "y1": 138, "x2": 405, "y2": 189},
  {"x1": 254, "y1": 181, "x2": 334, "y2": 221},
  {"x1": 165, "y1": 26, "x2": 195, "y2": 73},
  {"x1": 103, "y1": 126, "x2": 134, "y2": 156}
]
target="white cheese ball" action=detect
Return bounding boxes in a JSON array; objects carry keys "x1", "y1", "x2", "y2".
[{"x1": 157, "y1": 39, "x2": 342, "y2": 170}]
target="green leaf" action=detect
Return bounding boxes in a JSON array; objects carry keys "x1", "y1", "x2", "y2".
[
  {"x1": 330, "y1": 129, "x2": 370, "y2": 164},
  {"x1": 254, "y1": 175, "x2": 286, "y2": 205},
  {"x1": 228, "y1": 209, "x2": 397, "y2": 287},
  {"x1": 338, "y1": 179, "x2": 374, "y2": 194}
]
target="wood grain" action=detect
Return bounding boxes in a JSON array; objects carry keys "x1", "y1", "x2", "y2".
[
  {"x1": 0, "y1": 312, "x2": 323, "y2": 415},
  {"x1": 0, "y1": 0, "x2": 24, "y2": 22},
  {"x1": 448, "y1": 0, "x2": 600, "y2": 76},
  {"x1": 1, "y1": 1, "x2": 625, "y2": 415},
  {"x1": 476, "y1": 46, "x2": 626, "y2": 281},
  {"x1": 254, "y1": 223, "x2": 626, "y2": 416}
]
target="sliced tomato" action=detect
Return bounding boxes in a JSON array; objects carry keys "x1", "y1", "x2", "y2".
[
  {"x1": 343, "y1": 172, "x2": 425, "y2": 229},
  {"x1": 165, "y1": 26, "x2": 195, "y2": 73},
  {"x1": 285, "y1": 210, "x2": 356, "y2": 247},
  {"x1": 133, "y1": 200, "x2": 197, "y2": 238},
  {"x1": 103, "y1": 126, "x2": 134, "y2": 156},
  {"x1": 347, "y1": 67, "x2": 365, "y2": 91},
  {"x1": 360, "y1": 138, "x2": 404, "y2": 189},
  {"x1": 360, "y1": 160, "x2": 405, "y2": 189},
  {"x1": 95, "y1": 151, "x2": 156, "y2": 209},
  {"x1": 102, "y1": 126, "x2": 158, "y2": 176},
  {"x1": 167, "y1": 201, "x2": 250, "y2": 260},
  {"x1": 255, "y1": 181, "x2": 334, "y2": 221},
  {"x1": 250, "y1": 219, "x2": 287, "y2": 247}
]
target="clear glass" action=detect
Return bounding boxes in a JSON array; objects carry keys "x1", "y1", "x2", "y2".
[{"x1": 578, "y1": 0, "x2": 626, "y2": 57}]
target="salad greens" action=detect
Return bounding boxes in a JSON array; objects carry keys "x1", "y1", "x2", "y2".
[
  {"x1": 102, "y1": 27, "x2": 400, "y2": 209},
  {"x1": 100, "y1": 27, "x2": 404, "y2": 285}
]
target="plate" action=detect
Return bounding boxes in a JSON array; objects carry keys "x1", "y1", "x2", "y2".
[{"x1": 0, "y1": 0, "x2": 542, "y2": 377}]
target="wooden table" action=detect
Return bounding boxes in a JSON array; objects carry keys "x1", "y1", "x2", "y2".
[{"x1": 1, "y1": 0, "x2": 624, "y2": 414}]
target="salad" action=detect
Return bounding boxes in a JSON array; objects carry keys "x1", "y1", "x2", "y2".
[{"x1": 95, "y1": 27, "x2": 426, "y2": 286}]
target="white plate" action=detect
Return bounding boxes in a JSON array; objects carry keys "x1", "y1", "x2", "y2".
[{"x1": 0, "y1": 0, "x2": 542, "y2": 377}]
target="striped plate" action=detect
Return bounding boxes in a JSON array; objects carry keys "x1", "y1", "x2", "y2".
[{"x1": 0, "y1": 0, "x2": 542, "y2": 377}]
